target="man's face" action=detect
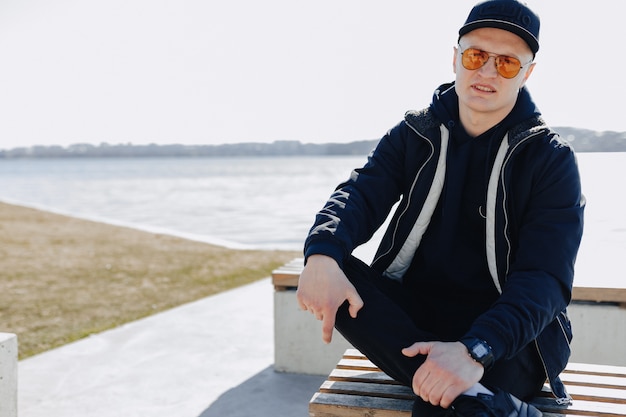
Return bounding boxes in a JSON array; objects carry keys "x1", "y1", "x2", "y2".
[{"x1": 454, "y1": 27, "x2": 535, "y2": 127}]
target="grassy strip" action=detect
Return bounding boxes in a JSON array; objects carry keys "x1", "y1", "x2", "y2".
[{"x1": 0, "y1": 202, "x2": 300, "y2": 359}]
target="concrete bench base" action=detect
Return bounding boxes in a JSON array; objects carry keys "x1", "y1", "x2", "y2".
[
  {"x1": 274, "y1": 289, "x2": 351, "y2": 375},
  {"x1": 0, "y1": 333, "x2": 17, "y2": 417},
  {"x1": 568, "y1": 301, "x2": 626, "y2": 366}
]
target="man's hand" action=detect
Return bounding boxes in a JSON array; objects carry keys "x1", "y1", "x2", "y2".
[
  {"x1": 296, "y1": 255, "x2": 364, "y2": 344},
  {"x1": 402, "y1": 341, "x2": 484, "y2": 408}
]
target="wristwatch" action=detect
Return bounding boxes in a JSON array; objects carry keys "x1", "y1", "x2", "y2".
[{"x1": 460, "y1": 338, "x2": 495, "y2": 371}]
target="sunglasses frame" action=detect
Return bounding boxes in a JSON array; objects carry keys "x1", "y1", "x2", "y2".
[{"x1": 459, "y1": 47, "x2": 532, "y2": 79}]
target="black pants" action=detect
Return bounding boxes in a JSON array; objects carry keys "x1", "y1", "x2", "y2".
[{"x1": 334, "y1": 256, "x2": 546, "y2": 408}]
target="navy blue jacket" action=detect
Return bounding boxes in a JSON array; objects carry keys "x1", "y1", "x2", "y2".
[{"x1": 304, "y1": 85, "x2": 585, "y2": 401}]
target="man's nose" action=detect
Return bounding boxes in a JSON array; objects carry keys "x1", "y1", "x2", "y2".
[{"x1": 478, "y1": 56, "x2": 499, "y2": 77}]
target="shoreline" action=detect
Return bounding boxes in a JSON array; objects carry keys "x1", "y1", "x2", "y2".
[
  {"x1": 0, "y1": 197, "x2": 296, "y2": 251},
  {"x1": 0, "y1": 201, "x2": 299, "y2": 358}
]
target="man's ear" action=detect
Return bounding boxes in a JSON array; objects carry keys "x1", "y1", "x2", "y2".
[
  {"x1": 453, "y1": 46, "x2": 458, "y2": 74},
  {"x1": 520, "y1": 62, "x2": 536, "y2": 87}
]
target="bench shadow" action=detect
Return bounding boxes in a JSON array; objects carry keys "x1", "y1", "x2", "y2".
[{"x1": 197, "y1": 366, "x2": 326, "y2": 417}]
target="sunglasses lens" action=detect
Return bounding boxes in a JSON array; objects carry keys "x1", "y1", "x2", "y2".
[
  {"x1": 495, "y1": 56, "x2": 522, "y2": 79},
  {"x1": 462, "y1": 48, "x2": 489, "y2": 70}
]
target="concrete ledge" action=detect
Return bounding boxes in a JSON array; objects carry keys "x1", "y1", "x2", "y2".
[
  {"x1": 0, "y1": 333, "x2": 17, "y2": 417},
  {"x1": 274, "y1": 290, "x2": 351, "y2": 375}
]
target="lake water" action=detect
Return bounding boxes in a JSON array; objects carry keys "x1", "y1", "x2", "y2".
[
  {"x1": 0, "y1": 153, "x2": 623, "y2": 288},
  {"x1": 0, "y1": 156, "x2": 368, "y2": 250}
]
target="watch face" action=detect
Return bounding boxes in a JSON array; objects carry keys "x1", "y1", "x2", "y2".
[{"x1": 473, "y1": 343, "x2": 489, "y2": 358}]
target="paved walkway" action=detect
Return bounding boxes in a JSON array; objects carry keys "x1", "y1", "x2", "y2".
[{"x1": 18, "y1": 278, "x2": 325, "y2": 417}]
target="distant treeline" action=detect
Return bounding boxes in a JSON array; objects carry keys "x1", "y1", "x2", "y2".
[
  {"x1": 0, "y1": 140, "x2": 378, "y2": 159},
  {"x1": 1, "y1": 127, "x2": 625, "y2": 158}
]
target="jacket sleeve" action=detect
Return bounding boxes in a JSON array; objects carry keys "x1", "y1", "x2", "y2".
[
  {"x1": 464, "y1": 136, "x2": 584, "y2": 361},
  {"x1": 303, "y1": 122, "x2": 410, "y2": 267}
]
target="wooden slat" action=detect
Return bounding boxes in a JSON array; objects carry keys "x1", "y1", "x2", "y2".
[
  {"x1": 271, "y1": 258, "x2": 303, "y2": 290},
  {"x1": 560, "y1": 372, "x2": 626, "y2": 390},
  {"x1": 342, "y1": 348, "x2": 367, "y2": 359},
  {"x1": 320, "y1": 380, "x2": 415, "y2": 400},
  {"x1": 565, "y1": 363, "x2": 626, "y2": 378},
  {"x1": 532, "y1": 397, "x2": 626, "y2": 416},
  {"x1": 336, "y1": 358, "x2": 379, "y2": 371},
  {"x1": 271, "y1": 273, "x2": 299, "y2": 290},
  {"x1": 310, "y1": 392, "x2": 412, "y2": 417},
  {"x1": 572, "y1": 287, "x2": 626, "y2": 305},
  {"x1": 542, "y1": 414, "x2": 578, "y2": 417},
  {"x1": 520, "y1": 383, "x2": 626, "y2": 407},
  {"x1": 329, "y1": 368, "x2": 399, "y2": 385},
  {"x1": 562, "y1": 384, "x2": 626, "y2": 404}
]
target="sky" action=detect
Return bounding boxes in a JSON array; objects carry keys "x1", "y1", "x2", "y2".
[{"x1": 0, "y1": 0, "x2": 624, "y2": 150}]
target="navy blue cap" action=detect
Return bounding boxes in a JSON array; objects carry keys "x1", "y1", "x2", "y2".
[{"x1": 459, "y1": 0, "x2": 540, "y2": 56}]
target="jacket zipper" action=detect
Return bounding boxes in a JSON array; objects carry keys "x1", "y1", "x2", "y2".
[
  {"x1": 372, "y1": 122, "x2": 436, "y2": 265},
  {"x1": 496, "y1": 130, "x2": 544, "y2": 279}
]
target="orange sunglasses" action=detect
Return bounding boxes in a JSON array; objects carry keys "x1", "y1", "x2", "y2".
[{"x1": 459, "y1": 47, "x2": 532, "y2": 79}]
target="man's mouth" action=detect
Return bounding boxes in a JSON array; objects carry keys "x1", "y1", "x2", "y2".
[{"x1": 472, "y1": 84, "x2": 495, "y2": 93}]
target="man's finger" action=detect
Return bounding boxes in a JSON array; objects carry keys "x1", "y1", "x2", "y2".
[
  {"x1": 295, "y1": 288, "x2": 309, "y2": 311},
  {"x1": 402, "y1": 341, "x2": 434, "y2": 357},
  {"x1": 321, "y1": 314, "x2": 335, "y2": 344},
  {"x1": 346, "y1": 290, "x2": 364, "y2": 318}
]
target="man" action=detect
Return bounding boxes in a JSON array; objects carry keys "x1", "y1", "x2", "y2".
[{"x1": 296, "y1": 1, "x2": 585, "y2": 416}]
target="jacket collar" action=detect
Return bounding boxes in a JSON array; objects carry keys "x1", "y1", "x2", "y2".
[{"x1": 422, "y1": 82, "x2": 543, "y2": 142}]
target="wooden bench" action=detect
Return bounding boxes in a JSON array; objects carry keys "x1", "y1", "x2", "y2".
[{"x1": 310, "y1": 349, "x2": 626, "y2": 417}]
